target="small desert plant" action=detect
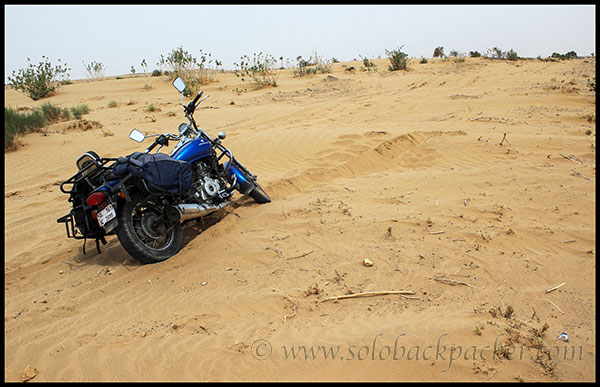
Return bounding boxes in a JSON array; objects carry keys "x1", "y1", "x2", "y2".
[
  {"x1": 157, "y1": 46, "x2": 219, "y2": 96},
  {"x1": 146, "y1": 104, "x2": 160, "y2": 112},
  {"x1": 419, "y1": 57, "x2": 428, "y2": 64},
  {"x1": 232, "y1": 87, "x2": 247, "y2": 96},
  {"x1": 551, "y1": 51, "x2": 578, "y2": 60},
  {"x1": 140, "y1": 59, "x2": 149, "y2": 74},
  {"x1": 433, "y1": 46, "x2": 445, "y2": 58},
  {"x1": 505, "y1": 49, "x2": 519, "y2": 61},
  {"x1": 107, "y1": 100, "x2": 118, "y2": 108},
  {"x1": 360, "y1": 56, "x2": 378, "y2": 72},
  {"x1": 588, "y1": 76, "x2": 596, "y2": 92},
  {"x1": 293, "y1": 55, "x2": 315, "y2": 77},
  {"x1": 8, "y1": 56, "x2": 71, "y2": 100},
  {"x1": 4, "y1": 103, "x2": 84, "y2": 150},
  {"x1": 234, "y1": 52, "x2": 278, "y2": 89},
  {"x1": 293, "y1": 51, "x2": 332, "y2": 77},
  {"x1": 70, "y1": 104, "x2": 90, "y2": 119},
  {"x1": 386, "y1": 46, "x2": 409, "y2": 71},
  {"x1": 469, "y1": 51, "x2": 482, "y2": 58},
  {"x1": 84, "y1": 60, "x2": 105, "y2": 78},
  {"x1": 40, "y1": 102, "x2": 70, "y2": 122},
  {"x1": 151, "y1": 69, "x2": 162, "y2": 77}
]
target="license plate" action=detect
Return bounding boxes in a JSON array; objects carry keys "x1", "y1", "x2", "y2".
[{"x1": 97, "y1": 204, "x2": 116, "y2": 227}]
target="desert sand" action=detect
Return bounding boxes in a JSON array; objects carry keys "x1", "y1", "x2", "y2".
[{"x1": 4, "y1": 56, "x2": 596, "y2": 381}]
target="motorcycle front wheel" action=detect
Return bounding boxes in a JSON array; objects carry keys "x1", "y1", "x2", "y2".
[{"x1": 116, "y1": 201, "x2": 183, "y2": 264}]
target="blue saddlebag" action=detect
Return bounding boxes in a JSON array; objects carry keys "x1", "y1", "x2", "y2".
[{"x1": 113, "y1": 152, "x2": 194, "y2": 195}]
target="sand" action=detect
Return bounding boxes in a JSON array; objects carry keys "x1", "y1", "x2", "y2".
[{"x1": 4, "y1": 57, "x2": 596, "y2": 381}]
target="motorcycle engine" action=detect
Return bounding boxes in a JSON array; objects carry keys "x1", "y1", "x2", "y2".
[{"x1": 193, "y1": 162, "x2": 221, "y2": 202}]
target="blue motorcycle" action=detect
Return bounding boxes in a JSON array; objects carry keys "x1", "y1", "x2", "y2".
[{"x1": 57, "y1": 77, "x2": 270, "y2": 264}]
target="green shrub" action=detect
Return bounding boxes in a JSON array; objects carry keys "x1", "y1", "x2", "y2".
[
  {"x1": 361, "y1": 56, "x2": 378, "y2": 72},
  {"x1": 157, "y1": 46, "x2": 218, "y2": 96},
  {"x1": 469, "y1": 51, "x2": 481, "y2": 58},
  {"x1": 40, "y1": 103, "x2": 69, "y2": 122},
  {"x1": 4, "y1": 103, "x2": 80, "y2": 150},
  {"x1": 107, "y1": 100, "x2": 118, "y2": 108},
  {"x1": 7, "y1": 56, "x2": 71, "y2": 100},
  {"x1": 589, "y1": 76, "x2": 596, "y2": 92},
  {"x1": 484, "y1": 47, "x2": 519, "y2": 60},
  {"x1": 151, "y1": 69, "x2": 162, "y2": 77},
  {"x1": 385, "y1": 46, "x2": 409, "y2": 71},
  {"x1": 420, "y1": 57, "x2": 428, "y2": 64},
  {"x1": 551, "y1": 51, "x2": 578, "y2": 60},
  {"x1": 146, "y1": 104, "x2": 160, "y2": 112},
  {"x1": 234, "y1": 52, "x2": 278, "y2": 89},
  {"x1": 505, "y1": 49, "x2": 519, "y2": 61},
  {"x1": 84, "y1": 60, "x2": 105, "y2": 78},
  {"x1": 293, "y1": 51, "x2": 332, "y2": 77},
  {"x1": 433, "y1": 46, "x2": 445, "y2": 58},
  {"x1": 70, "y1": 104, "x2": 90, "y2": 119}
]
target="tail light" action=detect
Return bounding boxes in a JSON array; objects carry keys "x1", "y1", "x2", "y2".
[{"x1": 86, "y1": 192, "x2": 107, "y2": 206}]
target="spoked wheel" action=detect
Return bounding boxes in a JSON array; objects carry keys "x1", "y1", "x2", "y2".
[{"x1": 116, "y1": 201, "x2": 183, "y2": 264}]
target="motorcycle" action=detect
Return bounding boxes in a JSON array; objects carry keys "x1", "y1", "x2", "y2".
[{"x1": 57, "y1": 77, "x2": 271, "y2": 264}]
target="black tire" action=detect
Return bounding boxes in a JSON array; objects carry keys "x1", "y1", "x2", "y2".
[
  {"x1": 116, "y1": 201, "x2": 183, "y2": 264},
  {"x1": 249, "y1": 184, "x2": 271, "y2": 204}
]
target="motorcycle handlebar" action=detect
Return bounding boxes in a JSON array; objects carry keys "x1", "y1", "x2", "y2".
[
  {"x1": 191, "y1": 90, "x2": 203, "y2": 106},
  {"x1": 186, "y1": 91, "x2": 204, "y2": 114},
  {"x1": 146, "y1": 134, "x2": 169, "y2": 153}
]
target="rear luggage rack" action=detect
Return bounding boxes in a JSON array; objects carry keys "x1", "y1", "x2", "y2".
[{"x1": 59, "y1": 157, "x2": 118, "y2": 195}]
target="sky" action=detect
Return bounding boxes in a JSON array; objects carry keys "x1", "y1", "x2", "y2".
[{"x1": 4, "y1": 4, "x2": 596, "y2": 81}]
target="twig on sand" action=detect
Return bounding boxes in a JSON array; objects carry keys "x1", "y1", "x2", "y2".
[
  {"x1": 287, "y1": 250, "x2": 314, "y2": 260},
  {"x1": 433, "y1": 277, "x2": 473, "y2": 287},
  {"x1": 571, "y1": 169, "x2": 593, "y2": 182},
  {"x1": 320, "y1": 290, "x2": 418, "y2": 303},
  {"x1": 429, "y1": 230, "x2": 445, "y2": 235},
  {"x1": 559, "y1": 153, "x2": 582, "y2": 165},
  {"x1": 432, "y1": 274, "x2": 474, "y2": 287},
  {"x1": 545, "y1": 299, "x2": 565, "y2": 314},
  {"x1": 499, "y1": 133, "x2": 510, "y2": 146},
  {"x1": 562, "y1": 239, "x2": 577, "y2": 244},
  {"x1": 545, "y1": 282, "x2": 565, "y2": 294},
  {"x1": 275, "y1": 290, "x2": 298, "y2": 322}
]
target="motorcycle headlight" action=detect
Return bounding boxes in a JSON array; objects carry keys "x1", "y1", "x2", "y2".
[{"x1": 178, "y1": 123, "x2": 190, "y2": 136}]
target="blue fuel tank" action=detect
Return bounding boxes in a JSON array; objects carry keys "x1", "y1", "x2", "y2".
[{"x1": 171, "y1": 138, "x2": 212, "y2": 163}]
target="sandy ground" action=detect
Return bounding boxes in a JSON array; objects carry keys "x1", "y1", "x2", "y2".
[{"x1": 4, "y1": 57, "x2": 596, "y2": 381}]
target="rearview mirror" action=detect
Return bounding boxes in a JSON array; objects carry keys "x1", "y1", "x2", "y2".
[
  {"x1": 172, "y1": 77, "x2": 186, "y2": 93},
  {"x1": 129, "y1": 129, "x2": 146, "y2": 143}
]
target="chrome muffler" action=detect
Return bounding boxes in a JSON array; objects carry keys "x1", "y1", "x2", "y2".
[{"x1": 174, "y1": 201, "x2": 230, "y2": 222}]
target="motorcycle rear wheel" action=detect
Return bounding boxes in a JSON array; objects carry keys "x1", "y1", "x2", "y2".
[{"x1": 116, "y1": 201, "x2": 183, "y2": 264}]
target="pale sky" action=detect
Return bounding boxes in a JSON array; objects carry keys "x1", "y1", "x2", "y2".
[{"x1": 4, "y1": 4, "x2": 596, "y2": 81}]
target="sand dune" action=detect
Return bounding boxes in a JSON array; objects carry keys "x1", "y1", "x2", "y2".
[{"x1": 4, "y1": 57, "x2": 596, "y2": 381}]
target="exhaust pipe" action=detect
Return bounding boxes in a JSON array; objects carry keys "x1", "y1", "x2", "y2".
[{"x1": 174, "y1": 201, "x2": 230, "y2": 222}]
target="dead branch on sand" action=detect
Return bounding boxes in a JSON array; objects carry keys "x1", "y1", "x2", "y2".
[
  {"x1": 432, "y1": 270, "x2": 474, "y2": 287},
  {"x1": 571, "y1": 169, "x2": 593, "y2": 182},
  {"x1": 559, "y1": 153, "x2": 582, "y2": 165},
  {"x1": 275, "y1": 290, "x2": 298, "y2": 322},
  {"x1": 544, "y1": 299, "x2": 565, "y2": 314},
  {"x1": 286, "y1": 250, "x2": 314, "y2": 260},
  {"x1": 320, "y1": 290, "x2": 418, "y2": 302},
  {"x1": 545, "y1": 282, "x2": 565, "y2": 294}
]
